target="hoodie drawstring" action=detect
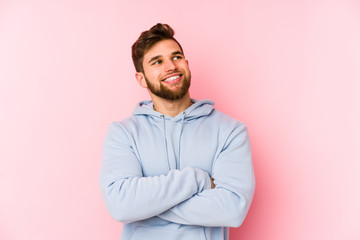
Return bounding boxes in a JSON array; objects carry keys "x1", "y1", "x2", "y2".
[
  {"x1": 161, "y1": 115, "x2": 171, "y2": 170},
  {"x1": 161, "y1": 113, "x2": 186, "y2": 170},
  {"x1": 177, "y1": 112, "x2": 186, "y2": 169}
]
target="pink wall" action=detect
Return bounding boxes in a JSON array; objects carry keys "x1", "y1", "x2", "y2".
[{"x1": 1, "y1": 0, "x2": 359, "y2": 239}]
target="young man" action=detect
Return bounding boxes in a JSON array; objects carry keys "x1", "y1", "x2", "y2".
[{"x1": 99, "y1": 23, "x2": 255, "y2": 240}]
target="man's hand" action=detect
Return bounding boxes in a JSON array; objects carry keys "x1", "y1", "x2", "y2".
[{"x1": 210, "y1": 177, "x2": 215, "y2": 189}]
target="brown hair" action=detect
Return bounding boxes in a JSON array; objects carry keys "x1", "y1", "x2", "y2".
[{"x1": 131, "y1": 23, "x2": 184, "y2": 73}]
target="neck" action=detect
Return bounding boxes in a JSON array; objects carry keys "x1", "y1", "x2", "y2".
[{"x1": 151, "y1": 92, "x2": 192, "y2": 117}]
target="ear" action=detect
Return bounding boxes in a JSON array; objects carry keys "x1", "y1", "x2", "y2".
[{"x1": 135, "y1": 72, "x2": 147, "y2": 88}]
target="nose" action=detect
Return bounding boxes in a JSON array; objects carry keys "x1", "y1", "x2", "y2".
[{"x1": 164, "y1": 59, "x2": 176, "y2": 72}]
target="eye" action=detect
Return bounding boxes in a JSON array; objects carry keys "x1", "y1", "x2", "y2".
[
  {"x1": 152, "y1": 60, "x2": 162, "y2": 65},
  {"x1": 173, "y1": 56, "x2": 182, "y2": 60}
]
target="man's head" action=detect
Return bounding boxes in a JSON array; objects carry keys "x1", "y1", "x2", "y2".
[
  {"x1": 132, "y1": 23, "x2": 191, "y2": 101},
  {"x1": 132, "y1": 23, "x2": 184, "y2": 73}
]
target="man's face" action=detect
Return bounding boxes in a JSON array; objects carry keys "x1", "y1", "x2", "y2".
[{"x1": 138, "y1": 39, "x2": 191, "y2": 101}]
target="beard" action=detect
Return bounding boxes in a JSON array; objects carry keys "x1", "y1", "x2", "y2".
[{"x1": 144, "y1": 73, "x2": 191, "y2": 101}]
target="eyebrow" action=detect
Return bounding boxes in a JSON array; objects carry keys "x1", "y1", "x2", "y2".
[
  {"x1": 148, "y1": 55, "x2": 161, "y2": 64},
  {"x1": 147, "y1": 51, "x2": 184, "y2": 64},
  {"x1": 171, "y1": 51, "x2": 183, "y2": 56}
]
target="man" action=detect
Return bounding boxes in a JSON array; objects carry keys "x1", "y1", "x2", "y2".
[{"x1": 99, "y1": 23, "x2": 255, "y2": 240}]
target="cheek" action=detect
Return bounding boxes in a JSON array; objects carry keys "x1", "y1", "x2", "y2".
[
  {"x1": 180, "y1": 61, "x2": 190, "y2": 70},
  {"x1": 151, "y1": 69, "x2": 163, "y2": 80}
]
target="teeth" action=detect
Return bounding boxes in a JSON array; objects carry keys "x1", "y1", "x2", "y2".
[{"x1": 164, "y1": 75, "x2": 180, "y2": 82}]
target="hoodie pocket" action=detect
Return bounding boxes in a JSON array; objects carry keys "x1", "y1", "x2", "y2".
[{"x1": 130, "y1": 226, "x2": 206, "y2": 240}]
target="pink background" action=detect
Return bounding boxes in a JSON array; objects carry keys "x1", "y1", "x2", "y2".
[{"x1": 1, "y1": 0, "x2": 359, "y2": 239}]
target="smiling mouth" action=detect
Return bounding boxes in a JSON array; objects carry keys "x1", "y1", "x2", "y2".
[{"x1": 162, "y1": 74, "x2": 182, "y2": 83}]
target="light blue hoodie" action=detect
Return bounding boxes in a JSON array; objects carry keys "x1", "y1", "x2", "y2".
[{"x1": 99, "y1": 99, "x2": 255, "y2": 240}]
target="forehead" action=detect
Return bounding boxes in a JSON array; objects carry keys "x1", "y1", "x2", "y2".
[{"x1": 143, "y1": 39, "x2": 182, "y2": 61}]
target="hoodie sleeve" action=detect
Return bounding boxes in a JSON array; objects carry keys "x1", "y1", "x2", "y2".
[
  {"x1": 99, "y1": 122, "x2": 212, "y2": 223},
  {"x1": 157, "y1": 124, "x2": 255, "y2": 227}
]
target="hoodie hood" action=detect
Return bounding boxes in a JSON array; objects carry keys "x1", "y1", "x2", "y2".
[{"x1": 133, "y1": 99, "x2": 215, "y2": 122}]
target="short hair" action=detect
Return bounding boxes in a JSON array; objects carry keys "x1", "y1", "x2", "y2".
[{"x1": 131, "y1": 23, "x2": 184, "y2": 73}]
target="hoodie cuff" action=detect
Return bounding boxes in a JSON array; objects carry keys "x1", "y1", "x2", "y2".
[
  {"x1": 204, "y1": 173, "x2": 212, "y2": 191},
  {"x1": 193, "y1": 168, "x2": 212, "y2": 192}
]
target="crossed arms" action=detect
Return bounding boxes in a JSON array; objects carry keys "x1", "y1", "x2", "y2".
[{"x1": 99, "y1": 122, "x2": 255, "y2": 227}]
